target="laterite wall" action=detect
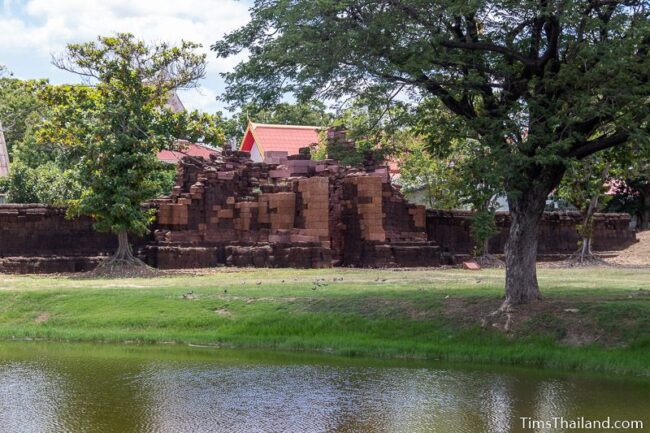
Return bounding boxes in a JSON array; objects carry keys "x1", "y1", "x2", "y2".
[
  {"x1": 0, "y1": 204, "x2": 148, "y2": 273},
  {"x1": 426, "y1": 210, "x2": 636, "y2": 256},
  {"x1": 0, "y1": 160, "x2": 638, "y2": 273}
]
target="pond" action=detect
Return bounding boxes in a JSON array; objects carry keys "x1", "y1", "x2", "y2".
[{"x1": 0, "y1": 342, "x2": 647, "y2": 433}]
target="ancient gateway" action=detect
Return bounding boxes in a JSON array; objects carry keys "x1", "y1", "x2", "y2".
[{"x1": 0, "y1": 149, "x2": 637, "y2": 273}]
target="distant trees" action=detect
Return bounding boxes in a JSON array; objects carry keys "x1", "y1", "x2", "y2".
[
  {"x1": 557, "y1": 152, "x2": 616, "y2": 261},
  {"x1": 42, "y1": 34, "x2": 224, "y2": 269},
  {"x1": 0, "y1": 70, "x2": 45, "y2": 156},
  {"x1": 606, "y1": 146, "x2": 650, "y2": 230},
  {"x1": 0, "y1": 72, "x2": 79, "y2": 203},
  {"x1": 398, "y1": 134, "x2": 501, "y2": 257}
]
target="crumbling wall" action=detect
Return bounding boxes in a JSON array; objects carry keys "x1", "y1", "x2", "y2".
[
  {"x1": 145, "y1": 150, "x2": 438, "y2": 268},
  {"x1": 426, "y1": 210, "x2": 637, "y2": 257},
  {"x1": 336, "y1": 174, "x2": 440, "y2": 267}
]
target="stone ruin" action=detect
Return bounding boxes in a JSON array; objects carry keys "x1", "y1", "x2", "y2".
[
  {"x1": 0, "y1": 149, "x2": 638, "y2": 274},
  {"x1": 145, "y1": 150, "x2": 441, "y2": 269}
]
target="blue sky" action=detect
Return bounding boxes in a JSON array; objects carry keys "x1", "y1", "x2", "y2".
[{"x1": 0, "y1": 0, "x2": 253, "y2": 113}]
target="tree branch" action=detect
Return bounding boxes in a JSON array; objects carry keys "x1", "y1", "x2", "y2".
[
  {"x1": 569, "y1": 131, "x2": 630, "y2": 159},
  {"x1": 440, "y1": 40, "x2": 536, "y2": 66}
]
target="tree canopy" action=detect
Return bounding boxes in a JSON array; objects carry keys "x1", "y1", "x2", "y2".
[
  {"x1": 0, "y1": 74, "x2": 47, "y2": 158},
  {"x1": 214, "y1": 0, "x2": 650, "y2": 306}
]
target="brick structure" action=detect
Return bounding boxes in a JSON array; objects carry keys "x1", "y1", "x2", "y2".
[
  {"x1": 145, "y1": 150, "x2": 439, "y2": 269},
  {"x1": 0, "y1": 204, "x2": 117, "y2": 273},
  {"x1": 0, "y1": 152, "x2": 638, "y2": 274},
  {"x1": 426, "y1": 209, "x2": 637, "y2": 260}
]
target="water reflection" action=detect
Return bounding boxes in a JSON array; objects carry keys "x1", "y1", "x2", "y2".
[
  {"x1": 534, "y1": 380, "x2": 570, "y2": 433},
  {"x1": 481, "y1": 376, "x2": 513, "y2": 433},
  {"x1": 0, "y1": 362, "x2": 66, "y2": 433},
  {"x1": 0, "y1": 343, "x2": 647, "y2": 433}
]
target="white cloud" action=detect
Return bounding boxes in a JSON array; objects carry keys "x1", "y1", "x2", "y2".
[
  {"x1": 178, "y1": 86, "x2": 221, "y2": 113},
  {"x1": 0, "y1": 0, "x2": 252, "y2": 112}
]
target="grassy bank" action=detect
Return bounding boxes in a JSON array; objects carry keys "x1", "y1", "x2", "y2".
[{"x1": 0, "y1": 267, "x2": 648, "y2": 375}]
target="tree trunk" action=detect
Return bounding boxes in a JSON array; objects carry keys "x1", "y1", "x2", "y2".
[
  {"x1": 112, "y1": 230, "x2": 136, "y2": 263},
  {"x1": 504, "y1": 194, "x2": 545, "y2": 305},
  {"x1": 641, "y1": 187, "x2": 650, "y2": 230},
  {"x1": 579, "y1": 162, "x2": 609, "y2": 260},
  {"x1": 578, "y1": 194, "x2": 600, "y2": 261}
]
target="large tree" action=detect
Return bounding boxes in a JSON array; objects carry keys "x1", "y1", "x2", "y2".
[
  {"x1": 214, "y1": 0, "x2": 649, "y2": 306},
  {"x1": 42, "y1": 34, "x2": 224, "y2": 269}
]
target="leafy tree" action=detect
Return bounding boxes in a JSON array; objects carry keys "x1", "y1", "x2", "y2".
[
  {"x1": 608, "y1": 178, "x2": 650, "y2": 228},
  {"x1": 329, "y1": 97, "x2": 413, "y2": 161},
  {"x1": 0, "y1": 74, "x2": 47, "y2": 157},
  {"x1": 310, "y1": 95, "x2": 414, "y2": 166},
  {"x1": 214, "y1": 0, "x2": 650, "y2": 306},
  {"x1": 557, "y1": 152, "x2": 615, "y2": 261},
  {"x1": 605, "y1": 144, "x2": 650, "y2": 229},
  {"x1": 1, "y1": 160, "x2": 82, "y2": 204},
  {"x1": 0, "y1": 73, "x2": 81, "y2": 202},
  {"x1": 470, "y1": 207, "x2": 499, "y2": 256},
  {"x1": 397, "y1": 138, "x2": 464, "y2": 209},
  {"x1": 43, "y1": 34, "x2": 225, "y2": 268},
  {"x1": 399, "y1": 136, "x2": 502, "y2": 256}
]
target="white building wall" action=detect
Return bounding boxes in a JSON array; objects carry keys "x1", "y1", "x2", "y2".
[
  {"x1": 0, "y1": 120, "x2": 9, "y2": 177},
  {"x1": 250, "y1": 142, "x2": 263, "y2": 163}
]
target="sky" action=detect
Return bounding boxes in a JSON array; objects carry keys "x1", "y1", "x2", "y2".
[{"x1": 0, "y1": 0, "x2": 253, "y2": 113}]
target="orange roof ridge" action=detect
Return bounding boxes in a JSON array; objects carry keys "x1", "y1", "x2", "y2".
[{"x1": 251, "y1": 122, "x2": 325, "y2": 130}]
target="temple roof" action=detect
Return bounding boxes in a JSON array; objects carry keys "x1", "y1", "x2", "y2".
[
  {"x1": 157, "y1": 141, "x2": 220, "y2": 164},
  {"x1": 239, "y1": 122, "x2": 322, "y2": 156}
]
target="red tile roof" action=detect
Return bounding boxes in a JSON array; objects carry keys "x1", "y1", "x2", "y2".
[
  {"x1": 240, "y1": 123, "x2": 322, "y2": 156},
  {"x1": 158, "y1": 142, "x2": 220, "y2": 164}
]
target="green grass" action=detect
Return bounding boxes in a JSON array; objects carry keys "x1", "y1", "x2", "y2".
[{"x1": 0, "y1": 267, "x2": 648, "y2": 375}]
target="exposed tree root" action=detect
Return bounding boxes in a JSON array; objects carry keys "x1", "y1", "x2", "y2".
[
  {"x1": 563, "y1": 251, "x2": 611, "y2": 268},
  {"x1": 481, "y1": 300, "x2": 515, "y2": 332},
  {"x1": 83, "y1": 231, "x2": 161, "y2": 278},
  {"x1": 87, "y1": 257, "x2": 160, "y2": 278}
]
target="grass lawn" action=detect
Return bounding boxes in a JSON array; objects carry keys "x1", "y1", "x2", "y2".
[{"x1": 0, "y1": 267, "x2": 648, "y2": 375}]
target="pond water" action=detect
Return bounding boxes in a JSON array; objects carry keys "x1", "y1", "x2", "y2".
[{"x1": 0, "y1": 342, "x2": 647, "y2": 433}]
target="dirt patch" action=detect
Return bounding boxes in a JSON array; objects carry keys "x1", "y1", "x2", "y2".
[
  {"x1": 606, "y1": 230, "x2": 650, "y2": 267},
  {"x1": 213, "y1": 308, "x2": 233, "y2": 317},
  {"x1": 442, "y1": 295, "x2": 648, "y2": 347},
  {"x1": 34, "y1": 312, "x2": 50, "y2": 324}
]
